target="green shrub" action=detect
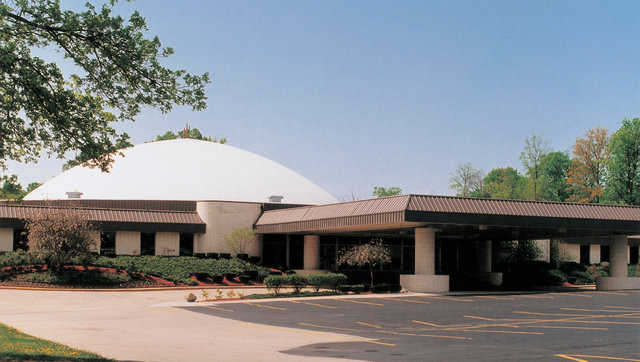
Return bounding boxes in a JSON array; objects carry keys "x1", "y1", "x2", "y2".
[
  {"x1": 544, "y1": 269, "x2": 568, "y2": 285},
  {"x1": 285, "y1": 275, "x2": 307, "y2": 293},
  {"x1": 628, "y1": 264, "x2": 639, "y2": 277},
  {"x1": 21, "y1": 270, "x2": 130, "y2": 286},
  {"x1": 569, "y1": 270, "x2": 594, "y2": 284},
  {"x1": 306, "y1": 274, "x2": 327, "y2": 292},
  {"x1": 560, "y1": 262, "x2": 586, "y2": 274},
  {"x1": 264, "y1": 275, "x2": 287, "y2": 295},
  {"x1": 324, "y1": 273, "x2": 348, "y2": 292}
]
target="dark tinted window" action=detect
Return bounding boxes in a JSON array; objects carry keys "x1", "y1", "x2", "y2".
[
  {"x1": 179, "y1": 233, "x2": 194, "y2": 256},
  {"x1": 100, "y1": 232, "x2": 116, "y2": 256},
  {"x1": 141, "y1": 233, "x2": 156, "y2": 256},
  {"x1": 600, "y1": 245, "x2": 610, "y2": 263},
  {"x1": 13, "y1": 229, "x2": 28, "y2": 251}
]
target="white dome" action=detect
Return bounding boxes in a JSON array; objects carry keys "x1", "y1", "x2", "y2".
[{"x1": 25, "y1": 139, "x2": 338, "y2": 205}]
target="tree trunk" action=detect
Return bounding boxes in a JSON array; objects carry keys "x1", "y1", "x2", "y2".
[{"x1": 369, "y1": 266, "x2": 374, "y2": 290}]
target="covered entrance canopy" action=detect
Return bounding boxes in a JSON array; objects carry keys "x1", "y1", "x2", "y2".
[{"x1": 256, "y1": 194, "x2": 640, "y2": 292}]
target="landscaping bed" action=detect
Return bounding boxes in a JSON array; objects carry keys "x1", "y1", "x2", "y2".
[{"x1": 0, "y1": 252, "x2": 274, "y2": 289}]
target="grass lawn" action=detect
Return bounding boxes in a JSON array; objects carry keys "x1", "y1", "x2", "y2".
[{"x1": 0, "y1": 323, "x2": 109, "y2": 361}]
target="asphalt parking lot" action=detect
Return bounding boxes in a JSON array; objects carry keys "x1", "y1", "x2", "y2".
[{"x1": 181, "y1": 291, "x2": 640, "y2": 361}]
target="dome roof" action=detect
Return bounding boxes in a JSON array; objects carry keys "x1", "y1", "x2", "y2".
[{"x1": 25, "y1": 139, "x2": 338, "y2": 205}]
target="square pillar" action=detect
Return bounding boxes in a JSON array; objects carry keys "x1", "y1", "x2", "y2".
[
  {"x1": 303, "y1": 235, "x2": 320, "y2": 270},
  {"x1": 596, "y1": 235, "x2": 640, "y2": 290},
  {"x1": 476, "y1": 240, "x2": 503, "y2": 286},
  {"x1": 400, "y1": 227, "x2": 449, "y2": 293}
]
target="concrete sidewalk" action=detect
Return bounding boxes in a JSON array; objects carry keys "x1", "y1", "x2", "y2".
[{"x1": 0, "y1": 289, "x2": 365, "y2": 362}]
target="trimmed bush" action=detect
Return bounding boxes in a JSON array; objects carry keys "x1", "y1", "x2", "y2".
[
  {"x1": 264, "y1": 275, "x2": 287, "y2": 295},
  {"x1": 306, "y1": 273, "x2": 348, "y2": 292},
  {"x1": 544, "y1": 269, "x2": 568, "y2": 285},
  {"x1": 569, "y1": 270, "x2": 594, "y2": 284},
  {"x1": 306, "y1": 274, "x2": 326, "y2": 292},
  {"x1": 324, "y1": 273, "x2": 348, "y2": 292},
  {"x1": 285, "y1": 274, "x2": 307, "y2": 293}
]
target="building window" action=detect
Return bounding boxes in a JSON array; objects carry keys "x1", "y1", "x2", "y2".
[
  {"x1": 179, "y1": 233, "x2": 194, "y2": 256},
  {"x1": 631, "y1": 246, "x2": 639, "y2": 265},
  {"x1": 141, "y1": 233, "x2": 156, "y2": 256},
  {"x1": 579, "y1": 244, "x2": 590, "y2": 265},
  {"x1": 100, "y1": 232, "x2": 116, "y2": 256},
  {"x1": 600, "y1": 245, "x2": 610, "y2": 263},
  {"x1": 13, "y1": 229, "x2": 28, "y2": 251}
]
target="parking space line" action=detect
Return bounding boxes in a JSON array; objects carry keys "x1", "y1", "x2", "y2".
[
  {"x1": 356, "y1": 321, "x2": 382, "y2": 329},
  {"x1": 365, "y1": 340, "x2": 395, "y2": 347},
  {"x1": 462, "y1": 329, "x2": 544, "y2": 335},
  {"x1": 556, "y1": 354, "x2": 640, "y2": 361},
  {"x1": 288, "y1": 300, "x2": 337, "y2": 309},
  {"x1": 555, "y1": 354, "x2": 588, "y2": 362},
  {"x1": 561, "y1": 307, "x2": 640, "y2": 314},
  {"x1": 476, "y1": 295, "x2": 516, "y2": 301},
  {"x1": 391, "y1": 298, "x2": 431, "y2": 304},
  {"x1": 380, "y1": 330, "x2": 472, "y2": 340},
  {"x1": 202, "y1": 305, "x2": 234, "y2": 313},
  {"x1": 528, "y1": 325, "x2": 608, "y2": 331},
  {"x1": 247, "y1": 303, "x2": 286, "y2": 311},
  {"x1": 339, "y1": 299, "x2": 384, "y2": 307},
  {"x1": 299, "y1": 322, "x2": 360, "y2": 332},
  {"x1": 412, "y1": 320, "x2": 443, "y2": 327},
  {"x1": 464, "y1": 315, "x2": 496, "y2": 321},
  {"x1": 420, "y1": 296, "x2": 474, "y2": 303}
]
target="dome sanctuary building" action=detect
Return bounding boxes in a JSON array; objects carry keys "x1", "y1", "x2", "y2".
[{"x1": 1, "y1": 138, "x2": 639, "y2": 292}]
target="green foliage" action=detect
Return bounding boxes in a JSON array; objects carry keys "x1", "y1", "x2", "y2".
[
  {"x1": 545, "y1": 269, "x2": 568, "y2": 284},
  {"x1": 21, "y1": 270, "x2": 130, "y2": 286},
  {"x1": 0, "y1": 0, "x2": 210, "y2": 171},
  {"x1": 606, "y1": 118, "x2": 640, "y2": 205},
  {"x1": 539, "y1": 151, "x2": 573, "y2": 202},
  {"x1": 568, "y1": 270, "x2": 594, "y2": 284},
  {"x1": 223, "y1": 227, "x2": 256, "y2": 256},
  {"x1": 264, "y1": 275, "x2": 287, "y2": 295},
  {"x1": 502, "y1": 240, "x2": 541, "y2": 264},
  {"x1": 372, "y1": 186, "x2": 402, "y2": 197},
  {"x1": 306, "y1": 273, "x2": 348, "y2": 292},
  {"x1": 519, "y1": 134, "x2": 550, "y2": 200},
  {"x1": 155, "y1": 124, "x2": 227, "y2": 143},
  {"x1": 285, "y1": 274, "x2": 307, "y2": 294},
  {"x1": 475, "y1": 167, "x2": 526, "y2": 199}
]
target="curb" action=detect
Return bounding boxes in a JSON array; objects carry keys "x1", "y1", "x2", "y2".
[{"x1": 0, "y1": 285, "x2": 269, "y2": 292}]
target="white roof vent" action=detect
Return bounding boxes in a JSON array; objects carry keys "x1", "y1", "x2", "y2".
[
  {"x1": 65, "y1": 191, "x2": 83, "y2": 199},
  {"x1": 268, "y1": 195, "x2": 284, "y2": 203}
]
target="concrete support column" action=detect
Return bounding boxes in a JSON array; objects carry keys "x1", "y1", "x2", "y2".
[
  {"x1": 0, "y1": 228, "x2": 13, "y2": 252},
  {"x1": 400, "y1": 227, "x2": 449, "y2": 292},
  {"x1": 415, "y1": 227, "x2": 436, "y2": 275},
  {"x1": 478, "y1": 241, "x2": 492, "y2": 273},
  {"x1": 596, "y1": 234, "x2": 640, "y2": 290},
  {"x1": 303, "y1": 235, "x2": 320, "y2": 270},
  {"x1": 610, "y1": 235, "x2": 628, "y2": 278}
]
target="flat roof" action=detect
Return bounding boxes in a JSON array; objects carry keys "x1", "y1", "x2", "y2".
[{"x1": 256, "y1": 194, "x2": 640, "y2": 239}]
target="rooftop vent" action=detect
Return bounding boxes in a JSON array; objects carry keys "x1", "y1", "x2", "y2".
[
  {"x1": 65, "y1": 191, "x2": 83, "y2": 199},
  {"x1": 268, "y1": 195, "x2": 284, "y2": 203}
]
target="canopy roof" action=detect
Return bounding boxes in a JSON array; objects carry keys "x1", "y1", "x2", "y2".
[{"x1": 256, "y1": 195, "x2": 640, "y2": 240}]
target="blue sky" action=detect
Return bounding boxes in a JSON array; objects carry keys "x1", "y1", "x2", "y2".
[{"x1": 7, "y1": 0, "x2": 640, "y2": 200}]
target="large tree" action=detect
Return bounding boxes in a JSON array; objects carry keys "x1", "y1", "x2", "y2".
[
  {"x1": 539, "y1": 151, "x2": 572, "y2": 202},
  {"x1": 372, "y1": 186, "x2": 402, "y2": 197},
  {"x1": 567, "y1": 127, "x2": 609, "y2": 203},
  {"x1": 606, "y1": 118, "x2": 640, "y2": 205},
  {"x1": 519, "y1": 134, "x2": 550, "y2": 200},
  {"x1": 449, "y1": 162, "x2": 483, "y2": 197},
  {"x1": 155, "y1": 124, "x2": 227, "y2": 143},
  {"x1": 0, "y1": 0, "x2": 210, "y2": 172},
  {"x1": 475, "y1": 167, "x2": 526, "y2": 200}
]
